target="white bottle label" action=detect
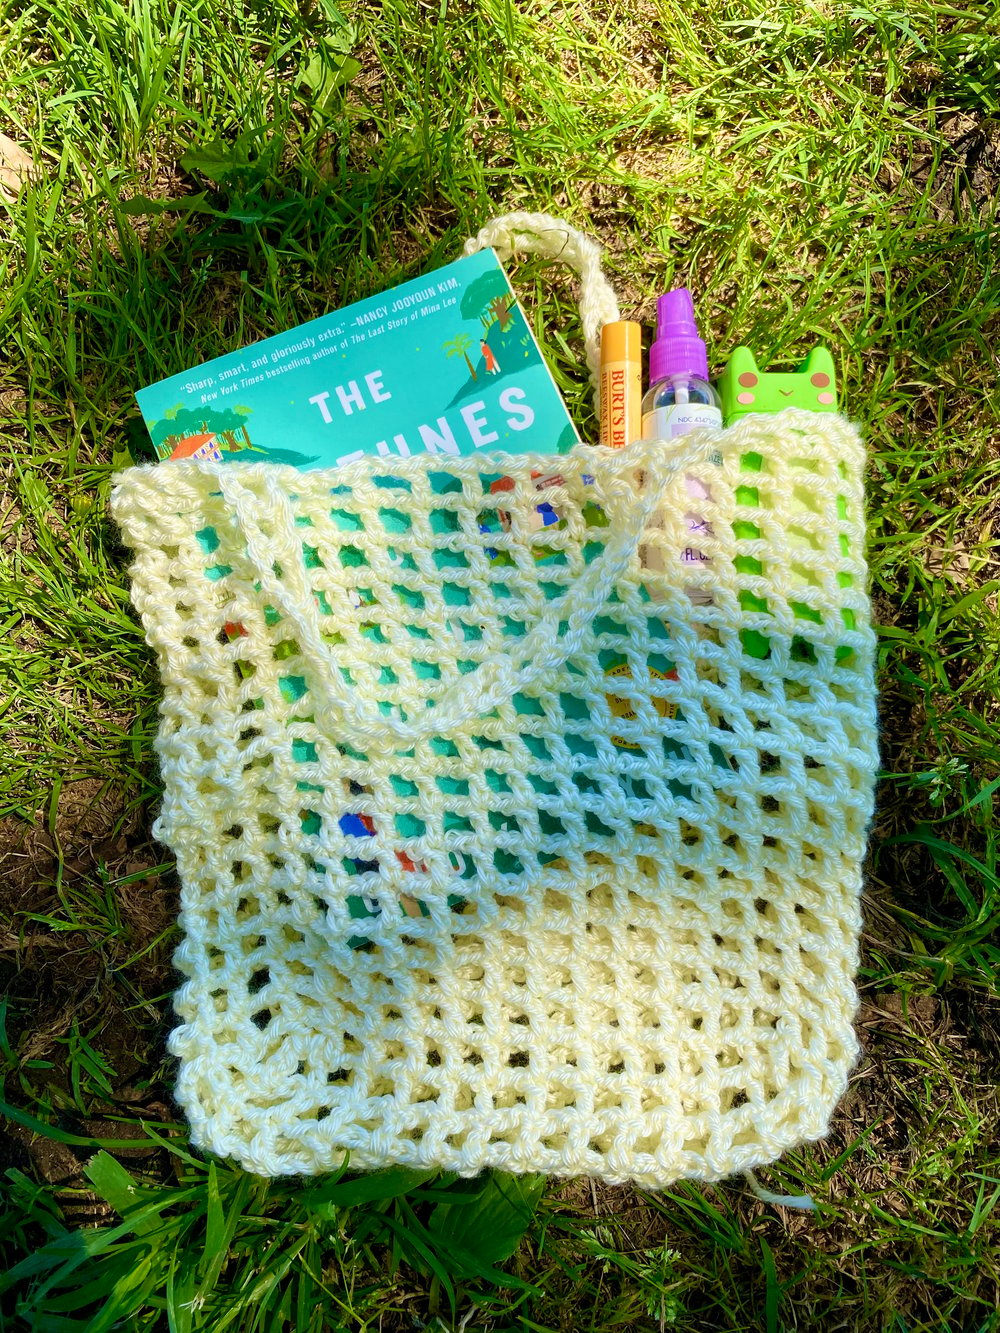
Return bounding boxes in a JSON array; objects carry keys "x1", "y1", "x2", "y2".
[
  {"x1": 644, "y1": 403, "x2": 722, "y2": 439},
  {"x1": 641, "y1": 403, "x2": 722, "y2": 606}
]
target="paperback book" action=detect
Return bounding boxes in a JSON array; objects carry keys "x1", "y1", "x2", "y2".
[{"x1": 136, "y1": 248, "x2": 580, "y2": 468}]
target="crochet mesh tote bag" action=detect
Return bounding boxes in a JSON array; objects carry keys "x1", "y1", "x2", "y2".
[{"x1": 111, "y1": 214, "x2": 878, "y2": 1184}]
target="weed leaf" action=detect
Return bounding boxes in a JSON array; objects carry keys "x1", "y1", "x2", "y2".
[
  {"x1": 298, "y1": 1165, "x2": 437, "y2": 1213},
  {"x1": 429, "y1": 1170, "x2": 545, "y2": 1277}
]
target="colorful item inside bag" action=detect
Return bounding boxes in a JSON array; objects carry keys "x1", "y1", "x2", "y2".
[{"x1": 111, "y1": 213, "x2": 877, "y2": 1185}]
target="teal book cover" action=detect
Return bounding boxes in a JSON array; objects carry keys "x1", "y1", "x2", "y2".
[{"x1": 136, "y1": 249, "x2": 580, "y2": 468}]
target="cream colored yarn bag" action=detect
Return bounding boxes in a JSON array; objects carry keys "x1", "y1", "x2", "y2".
[{"x1": 111, "y1": 214, "x2": 878, "y2": 1184}]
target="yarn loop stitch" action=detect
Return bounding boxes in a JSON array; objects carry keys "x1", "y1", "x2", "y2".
[{"x1": 111, "y1": 216, "x2": 878, "y2": 1184}]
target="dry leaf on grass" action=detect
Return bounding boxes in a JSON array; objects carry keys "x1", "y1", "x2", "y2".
[
  {"x1": 924, "y1": 542, "x2": 971, "y2": 584},
  {"x1": 0, "y1": 132, "x2": 37, "y2": 201}
]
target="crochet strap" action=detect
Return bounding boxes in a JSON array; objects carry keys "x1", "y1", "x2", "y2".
[
  {"x1": 219, "y1": 434, "x2": 717, "y2": 748},
  {"x1": 462, "y1": 212, "x2": 620, "y2": 408}
]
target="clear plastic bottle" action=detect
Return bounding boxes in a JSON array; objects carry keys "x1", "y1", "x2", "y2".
[{"x1": 641, "y1": 289, "x2": 722, "y2": 604}]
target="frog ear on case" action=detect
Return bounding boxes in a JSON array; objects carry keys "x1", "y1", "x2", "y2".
[
  {"x1": 801, "y1": 346, "x2": 838, "y2": 408},
  {"x1": 724, "y1": 346, "x2": 761, "y2": 381},
  {"x1": 718, "y1": 346, "x2": 762, "y2": 419},
  {"x1": 801, "y1": 346, "x2": 836, "y2": 378}
]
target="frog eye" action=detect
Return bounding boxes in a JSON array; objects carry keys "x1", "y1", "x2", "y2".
[
  {"x1": 738, "y1": 372, "x2": 758, "y2": 387},
  {"x1": 810, "y1": 372, "x2": 830, "y2": 387}
]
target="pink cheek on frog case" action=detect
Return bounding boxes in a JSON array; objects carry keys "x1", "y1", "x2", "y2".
[
  {"x1": 817, "y1": 392, "x2": 834, "y2": 404},
  {"x1": 737, "y1": 392, "x2": 755, "y2": 404}
]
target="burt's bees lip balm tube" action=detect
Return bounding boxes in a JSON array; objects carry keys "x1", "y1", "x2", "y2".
[{"x1": 599, "y1": 321, "x2": 642, "y2": 448}]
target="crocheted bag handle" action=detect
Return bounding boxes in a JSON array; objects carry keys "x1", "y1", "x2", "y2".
[
  {"x1": 220, "y1": 215, "x2": 717, "y2": 746},
  {"x1": 462, "y1": 212, "x2": 620, "y2": 408},
  {"x1": 220, "y1": 436, "x2": 714, "y2": 746}
]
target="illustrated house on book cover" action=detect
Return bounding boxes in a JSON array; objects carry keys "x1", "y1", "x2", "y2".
[
  {"x1": 168, "y1": 432, "x2": 224, "y2": 462},
  {"x1": 137, "y1": 249, "x2": 579, "y2": 470}
]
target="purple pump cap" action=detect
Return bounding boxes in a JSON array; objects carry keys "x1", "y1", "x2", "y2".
[{"x1": 648, "y1": 288, "x2": 709, "y2": 384}]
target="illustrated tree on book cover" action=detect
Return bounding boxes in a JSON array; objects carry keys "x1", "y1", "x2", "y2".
[
  {"x1": 441, "y1": 333, "x2": 478, "y2": 381},
  {"x1": 447, "y1": 269, "x2": 543, "y2": 409},
  {"x1": 152, "y1": 403, "x2": 317, "y2": 468},
  {"x1": 153, "y1": 404, "x2": 258, "y2": 460},
  {"x1": 461, "y1": 267, "x2": 512, "y2": 332}
]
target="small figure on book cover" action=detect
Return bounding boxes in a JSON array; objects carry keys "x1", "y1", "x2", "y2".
[{"x1": 481, "y1": 339, "x2": 501, "y2": 374}]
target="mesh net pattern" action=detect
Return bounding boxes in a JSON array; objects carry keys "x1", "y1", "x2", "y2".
[{"x1": 111, "y1": 411, "x2": 877, "y2": 1183}]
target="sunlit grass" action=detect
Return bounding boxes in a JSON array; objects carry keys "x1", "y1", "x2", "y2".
[{"x1": 1, "y1": 0, "x2": 999, "y2": 1328}]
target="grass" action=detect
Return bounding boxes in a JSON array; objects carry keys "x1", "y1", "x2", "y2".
[{"x1": 1, "y1": 0, "x2": 1000, "y2": 1327}]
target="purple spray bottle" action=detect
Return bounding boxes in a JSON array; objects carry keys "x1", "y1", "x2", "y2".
[
  {"x1": 641, "y1": 288, "x2": 722, "y2": 438},
  {"x1": 641, "y1": 289, "x2": 722, "y2": 604}
]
